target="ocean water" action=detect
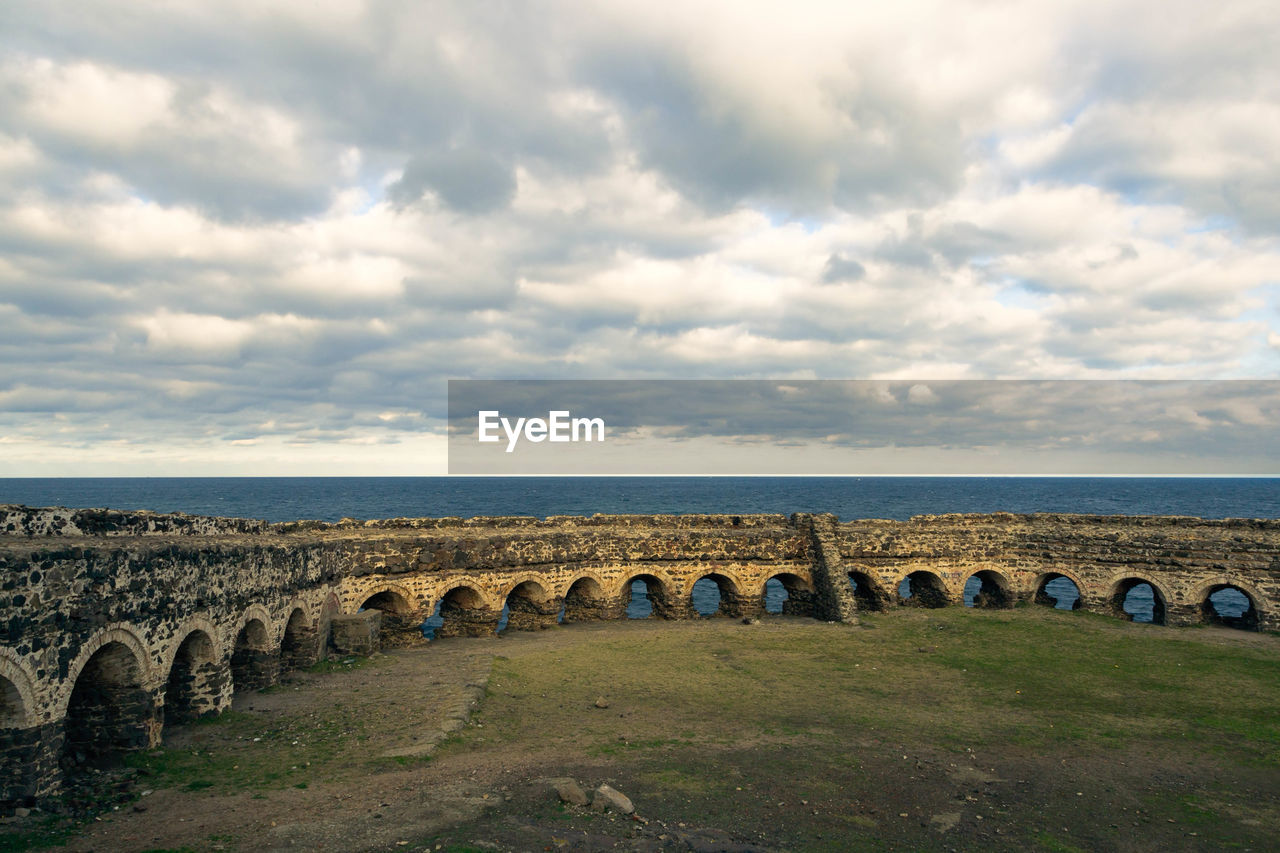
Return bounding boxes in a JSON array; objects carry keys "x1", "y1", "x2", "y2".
[
  {"x1": 5, "y1": 476, "x2": 1269, "y2": 628},
  {"x1": 3, "y1": 476, "x2": 1278, "y2": 523}
]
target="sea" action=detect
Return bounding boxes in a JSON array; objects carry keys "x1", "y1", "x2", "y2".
[{"x1": 3, "y1": 476, "x2": 1272, "y2": 627}]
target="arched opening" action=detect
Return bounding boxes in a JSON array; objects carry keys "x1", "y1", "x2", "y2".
[
  {"x1": 963, "y1": 570, "x2": 1013, "y2": 609},
  {"x1": 627, "y1": 579, "x2": 653, "y2": 618},
  {"x1": 280, "y1": 608, "x2": 315, "y2": 672},
  {"x1": 764, "y1": 578, "x2": 787, "y2": 614},
  {"x1": 502, "y1": 581, "x2": 559, "y2": 631},
  {"x1": 762, "y1": 573, "x2": 815, "y2": 618},
  {"x1": 61, "y1": 642, "x2": 155, "y2": 778},
  {"x1": 433, "y1": 586, "x2": 498, "y2": 638},
  {"x1": 358, "y1": 589, "x2": 423, "y2": 648},
  {"x1": 360, "y1": 589, "x2": 410, "y2": 614},
  {"x1": 422, "y1": 600, "x2": 443, "y2": 639},
  {"x1": 847, "y1": 570, "x2": 889, "y2": 612},
  {"x1": 1110, "y1": 579, "x2": 1166, "y2": 625},
  {"x1": 1200, "y1": 584, "x2": 1259, "y2": 631},
  {"x1": 563, "y1": 576, "x2": 609, "y2": 622},
  {"x1": 163, "y1": 630, "x2": 221, "y2": 726},
  {"x1": 1, "y1": 675, "x2": 25, "y2": 729},
  {"x1": 690, "y1": 574, "x2": 740, "y2": 618},
  {"x1": 0, "y1": 673, "x2": 35, "y2": 808},
  {"x1": 690, "y1": 578, "x2": 721, "y2": 616},
  {"x1": 1034, "y1": 573, "x2": 1082, "y2": 610},
  {"x1": 897, "y1": 571, "x2": 950, "y2": 608},
  {"x1": 624, "y1": 575, "x2": 672, "y2": 620},
  {"x1": 230, "y1": 618, "x2": 276, "y2": 693}
]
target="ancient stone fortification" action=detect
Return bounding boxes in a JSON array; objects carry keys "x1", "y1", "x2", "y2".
[{"x1": 1, "y1": 505, "x2": 1277, "y2": 810}]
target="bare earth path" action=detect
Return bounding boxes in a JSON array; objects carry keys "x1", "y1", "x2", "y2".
[
  {"x1": 60, "y1": 640, "x2": 498, "y2": 852},
  {"x1": 10, "y1": 609, "x2": 1280, "y2": 852}
]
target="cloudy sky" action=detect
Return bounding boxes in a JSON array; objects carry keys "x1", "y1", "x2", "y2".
[{"x1": 2, "y1": 1, "x2": 1279, "y2": 475}]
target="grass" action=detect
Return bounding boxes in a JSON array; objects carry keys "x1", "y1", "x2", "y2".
[
  {"x1": 458, "y1": 609, "x2": 1280, "y2": 765},
  {"x1": 433, "y1": 606, "x2": 1280, "y2": 850},
  {"x1": 123, "y1": 703, "x2": 368, "y2": 794},
  {"x1": 304, "y1": 655, "x2": 371, "y2": 674},
  {"x1": 120, "y1": 652, "x2": 405, "y2": 796},
  {"x1": 0, "y1": 817, "x2": 77, "y2": 853},
  {"x1": 6, "y1": 608, "x2": 1278, "y2": 851}
]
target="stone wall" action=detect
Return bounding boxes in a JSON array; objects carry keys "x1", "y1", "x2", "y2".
[
  {"x1": 1, "y1": 504, "x2": 1277, "y2": 811},
  {"x1": 833, "y1": 512, "x2": 1280, "y2": 627}
]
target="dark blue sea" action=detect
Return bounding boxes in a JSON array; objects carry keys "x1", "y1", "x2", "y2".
[
  {"x1": 4, "y1": 477, "x2": 1271, "y2": 626},
  {"x1": 2, "y1": 476, "x2": 1278, "y2": 523}
]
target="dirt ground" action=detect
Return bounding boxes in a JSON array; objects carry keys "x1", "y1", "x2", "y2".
[{"x1": 7, "y1": 609, "x2": 1280, "y2": 852}]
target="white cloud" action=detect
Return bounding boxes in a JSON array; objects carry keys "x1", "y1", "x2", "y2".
[
  {"x1": 8, "y1": 58, "x2": 175, "y2": 146},
  {"x1": 135, "y1": 310, "x2": 318, "y2": 358},
  {"x1": 1, "y1": 0, "x2": 1279, "y2": 473}
]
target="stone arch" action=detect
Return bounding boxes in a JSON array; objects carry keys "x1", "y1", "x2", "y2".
[
  {"x1": 158, "y1": 615, "x2": 223, "y2": 679},
  {"x1": 692, "y1": 567, "x2": 746, "y2": 594},
  {"x1": 230, "y1": 613, "x2": 277, "y2": 694},
  {"x1": 0, "y1": 650, "x2": 43, "y2": 810},
  {"x1": 356, "y1": 582, "x2": 415, "y2": 615},
  {"x1": 1032, "y1": 570, "x2": 1086, "y2": 610},
  {"x1": 501, "y1": 579, "x2": 560, "y2": 632},
  {"x1": 57, "y1": 624, "x2": 154, "y2": 717},
  {"x1": 963, "y1": 569, "x2": 1014, "y2": 609},
  {"x1": 60, "y1": 637, "x2": 158, "y2": 779},
  {"x1": 558, "y1": 570, "x2": 607, "y2": 600},
  {"x1": 896, "y1": 569, "x2": 951, "y2": 608},
  {"x1": 614, "y1": 568, "x2": 675, "y2": 602},
  {"x1": 620, "y1": 571, "x2": 676, "y2": 620},
  {"x1": 280, "y1": 607, "x2": 318, "y2": 672},
  {"x1": 279, "y1": 597, "x2": 314, "y2": 632},
  {"x1": 762, "y1": 572, "x2": 815, "y2": 617},
  {"x1": 1193, "y1": 578, "x2": 1264, "y2": 631},
  {"x1": 234, "y1": 604, "x2": 275, "y2": 648},
  {"x1": 357, "y1": 583, "x2": 427, "y2": 647},
  {"x1": 431, "y1": 584, "x2": 500, "y2": 638},
  {"x1": 500, "y1": 573, "x2": 550, "y2": 601},
  {"x1": 1106, "y1": 573, "x2": 1171, "y2": 625},
  {"x1": 689, "y1": 572, "x2": 745, "y2": 618},
  {"x1": 847, "y1": 568, "x2": 891, "y2": 612},
  {"x1": 0, "y1": 649, "x2": 37, "y2": 729},
  {"x1": 163, "y1": 629, "x2": 223, "y2": 726},
  {"x1": 562, "y1": 572, "x2": 612, "y2": 622}
]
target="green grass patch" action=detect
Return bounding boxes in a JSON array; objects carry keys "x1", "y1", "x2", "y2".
[
  {"x1": 431, "y1": 609, "x2": 1279, "y2": 850},
  {"x1": 448, "y1": 609, "x2": 1280, "y2": 764},
  {"x1": 0, "y1": 815, "x2": 79, "y2": 853},
  {"x1": 306, "y1": 655, "x2": 373, "y2": 674},
  {"x1": 125, "y1": 701, "x2": 371, "y2": 794}
]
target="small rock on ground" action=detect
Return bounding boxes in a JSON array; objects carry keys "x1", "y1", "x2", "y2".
[
  {"x1": 551, "y1": 779, "x2": 589, "y2": 806},
  {"x1": 591, "y1": 783, "x2": 634, "y2": 814}
]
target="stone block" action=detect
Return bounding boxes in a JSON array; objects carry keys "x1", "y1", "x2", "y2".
[{"x1": 329, "y1": 610, "x2": 381, "y2": 657}]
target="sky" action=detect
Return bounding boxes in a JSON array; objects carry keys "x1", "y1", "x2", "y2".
[{"x1": 1, "y1": 1, "x2": 1279, "y2": 475}]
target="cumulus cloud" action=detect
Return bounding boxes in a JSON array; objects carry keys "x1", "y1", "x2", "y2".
[
  {"x1": 822, "y1": 254, "x2": 866, "y2": 283},
  {"x1": 0, "y1": 0, "x2": 1278, "y2": 474},
  {"x1": 388, "y1": 149, "x2": 517, "y2": 214}
]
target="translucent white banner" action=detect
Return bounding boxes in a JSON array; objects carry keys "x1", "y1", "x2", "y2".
[{"x1": 447, "y1": 380, "x2": 1280, "y2": 475}]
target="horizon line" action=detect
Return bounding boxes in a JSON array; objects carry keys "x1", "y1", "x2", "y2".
[{"x1": 4, "y1": 473, "x2": 1280, "y2": 480}]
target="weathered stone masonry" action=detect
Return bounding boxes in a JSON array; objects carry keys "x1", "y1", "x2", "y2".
[{"x1": 1, "y1": 505, "x2": 1277, "y2": 810}]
